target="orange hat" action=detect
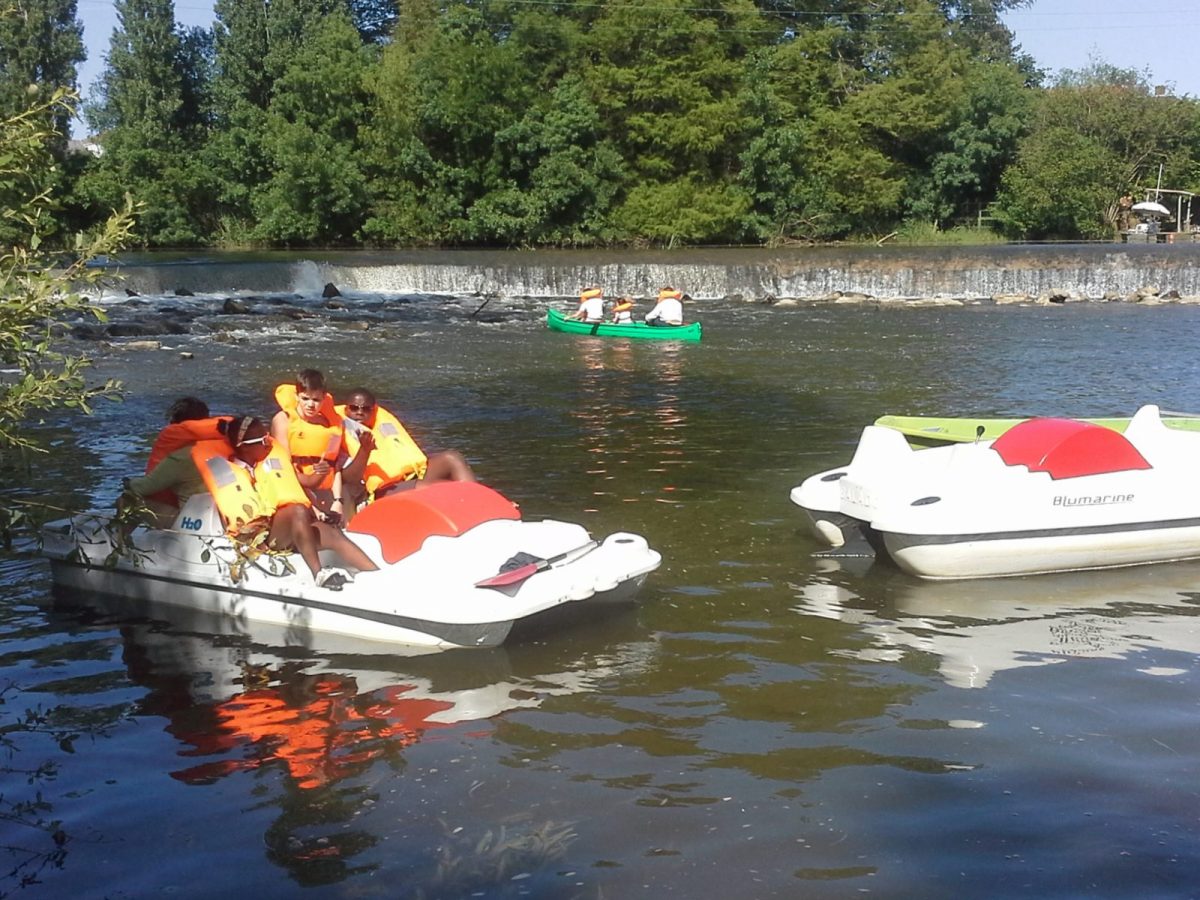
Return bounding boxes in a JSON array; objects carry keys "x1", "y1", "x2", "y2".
[{"x1": 580, "y1": 287, "x2": 602, "y2": 302}]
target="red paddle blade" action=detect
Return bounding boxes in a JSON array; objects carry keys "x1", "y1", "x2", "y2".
[
  {"x1": 475, "y1": 560, "x2": 546, "y2": 588},
  {"x1": 474, "y1": 540, "x2": 600, "y2": 589}
]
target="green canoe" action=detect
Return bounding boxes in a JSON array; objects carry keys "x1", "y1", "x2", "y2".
[
  {"x1": 875, "y1": 412, "x2": 1200, "y2": 447},
  {"x1": 546, "y1": 308, "x2": 702, "y2": 342}
]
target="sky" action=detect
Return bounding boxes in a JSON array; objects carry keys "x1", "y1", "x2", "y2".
[{"x1": 70, "y1": 0, "x2": 1200, "y2": 136}]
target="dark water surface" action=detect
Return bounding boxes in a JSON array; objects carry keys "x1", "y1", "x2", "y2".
[{"x1": 5, "y1": 296, "x2": 1200, "y2": 898}]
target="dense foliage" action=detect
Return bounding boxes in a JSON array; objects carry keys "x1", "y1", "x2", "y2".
[
  {"x1": 7, "y1": 0, "x2": 1200, "y2": 246},
  {"x1": 0, "y1": 88, "x2": 135, "y2": 461}
]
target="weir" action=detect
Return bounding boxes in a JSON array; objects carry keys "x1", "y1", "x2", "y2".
[{"x1": 97, "y1": 244, "x2": 1200, "y2": 301}]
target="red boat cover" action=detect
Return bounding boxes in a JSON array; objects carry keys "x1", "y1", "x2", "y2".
[
  {"x1": 990, "y1": 418, "x2": 1152, "y2": 479},
  {"x1": 348, "y1": 481, "x2": 520, "y2": 563}
]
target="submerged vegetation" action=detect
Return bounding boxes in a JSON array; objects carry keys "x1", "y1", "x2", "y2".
[{"x1": 4, "y1": 0, "x2": 1200, "y2": 247}]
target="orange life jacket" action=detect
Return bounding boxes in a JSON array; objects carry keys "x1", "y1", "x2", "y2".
[
  {"x1": 580, "y1": 287, "x2": 602, "y2": 302},
  {"x1": 192, "y1": 440, "x2": 309, "y2": 538},
  {"x1": 335, "y1": 403, "x2": 428, "y2": 496},
  {"x1": 145, "y1": 417, "x2": 231, "y2": 506},
  {"x1": 657, "y1": 288, "x2": 682, "y2": 302},
  {"x1": 275, "y1": 384, "x2": 343, "y2": 490}
]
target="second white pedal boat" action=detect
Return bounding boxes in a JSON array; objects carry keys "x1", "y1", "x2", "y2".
[{"x1": 791, "y1": 405, "x2": 1200, "y2": 579}]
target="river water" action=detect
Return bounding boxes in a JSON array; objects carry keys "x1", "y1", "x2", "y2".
[{"x1": 5, "y1": 275, "x2": 1200, "y2": 898}]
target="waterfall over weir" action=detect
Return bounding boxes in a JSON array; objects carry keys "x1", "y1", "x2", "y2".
[{"x1": 100, "y1": 245, "x2": 1200, "y2": 301}]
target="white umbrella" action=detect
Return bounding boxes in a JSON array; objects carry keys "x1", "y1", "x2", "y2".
[{"x1": 1132, "y1": 201, "x2": 1171, "y2": 217}]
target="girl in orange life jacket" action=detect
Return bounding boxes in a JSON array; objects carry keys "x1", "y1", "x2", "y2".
[
  {"x1": 610, "y1": 296, "x2": 635, "y2": 324},
  {"x1": 202, "y1": 416, "x2": 378, "y2": 588},
  {"x1": 339, "y1": 388, "x2": 475, "y2": 503},
  {"x1": 270, "y1": 368, "x2": 365, "y2": 525}
]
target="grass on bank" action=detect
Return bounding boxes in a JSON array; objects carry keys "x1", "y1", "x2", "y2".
[{"x1": 869, "y1": 222, "x2": 1007, "y2": 246}]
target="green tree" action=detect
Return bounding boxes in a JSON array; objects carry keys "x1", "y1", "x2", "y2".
[
  {"x1": 738, "y1": 21, "x2": 904, "y2": 241},
  {"x1": 348, "y1": 0, "x2": 397, "y2": 43},
  {"x1": 207, "y1": 0, "x2": 359, "y2": 242},
  {"x1": 465, "y1": 75, "x2": 625, "y2": 245},
  {"x1": 0, "y1": 89, "x2": 134, "y2": 463},
  {"x1": 250, "y1": 10, "x2": 372, "y2": 242},
  {"x1": 583, "y1": 0, "x2": 759, "y2": 242},
  {"x1": 738, "y1": 0, "x2": 1035, "y2": 241},
  {"x1": 991, "y1": 126, "x2": 1118, "y2": 239},
  {"x1": 80, "y1": 0, "x2": 214, "y2": 244},
  {"x1": 363, "y1": 1, "x2": 533, "y2": 243},
  {"x1": 992, "y1": 61, "x2": 1200, "y2": 238},
  {"x1": 0, "y1": 0, "x2": 85, "y2": 135},
  {"x1": 904, "y1": 60, "x2": 1033, "y2": 225}
]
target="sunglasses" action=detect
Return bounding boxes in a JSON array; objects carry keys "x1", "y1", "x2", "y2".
[
  {"x1": 238, "y1": 435, "x2": 271, "y2": 447},
  {"x1": 348, "y1": 403, "x2": 375, "y2": 412}
]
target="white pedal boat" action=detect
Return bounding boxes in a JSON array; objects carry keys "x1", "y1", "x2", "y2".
[
  {"x1": 791, "y1": 404, "x2": 1200, "y2": 579},
  {"x1": 42, "y1": 481, "x2": 661, "y2": 648}
]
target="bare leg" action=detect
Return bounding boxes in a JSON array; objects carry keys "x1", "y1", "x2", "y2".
[
  {"x1": 268, "y1": 504, "x2": 323, "y2": 578},
  {"x1": 423, "y1": 450, "x2": 475, "y2": 482},
  {"x1": 339, "y1": 481, "x2": 365, "y2": 523},
  {"x1": 315, "y1": 522, "x2": 379, "y2": 572}
]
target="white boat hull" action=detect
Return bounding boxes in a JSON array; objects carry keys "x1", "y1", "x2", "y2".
[
  {"x1": 42, "y1": 484, "x2": 661, "y2": 649},
  {"x1": 884, "y1": 520, "x2": 1200, "y2": 580},
  {"x1": 793, "y1": 405, "x2": 1200, "y2": 580}
]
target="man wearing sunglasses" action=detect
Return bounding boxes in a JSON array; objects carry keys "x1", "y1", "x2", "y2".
[{"x1": 337, "y1": 388, "x2": 475, "y2": 505}]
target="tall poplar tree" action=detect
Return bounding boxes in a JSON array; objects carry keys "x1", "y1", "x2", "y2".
[
  {"x1": 207, "y1": 0, "x2": 351, "y2": 241},
  {"x1": 0, "y1": 0, "x2": 85, "y2": 136},
  {"x1": 81, "y1": 0, "x2": 213, "y2": 244},
  {"x1": 251, "y1": 8, "x2": 372, "y2": 242},
  {"x1": 583, "y1": 0, "x2": 760, "y2": 243}
]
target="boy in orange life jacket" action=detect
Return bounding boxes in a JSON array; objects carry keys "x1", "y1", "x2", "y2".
[
  {"x1": 340, "y1": 388, "x2": 475, "y2": 503},
  {"x1": 223, "y1": 416, "x2": 378, "y2": 587},
  {"x1": 271, "y1": 368, "x2": 371, "y2": 524},
  {"x1": 611, "y1": 296, "x2": 635, "y2": 324}
]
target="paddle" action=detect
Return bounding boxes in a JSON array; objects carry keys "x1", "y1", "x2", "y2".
[{"x1": 475, "y1": 540, "x2": 599, "y2": 588}]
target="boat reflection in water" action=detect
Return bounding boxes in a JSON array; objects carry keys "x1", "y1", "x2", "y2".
[
  {"x1": 50, "y1": 585, "x2": 656, "y2": 883},
  {"x1": 791, "y1": 559, "x2": 1200, "y2": 689}
]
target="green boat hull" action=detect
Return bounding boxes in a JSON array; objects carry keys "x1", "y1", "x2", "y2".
[
  {"x1": 546, "y1": 308, "x2": 702, "y2": 342},
  {"x1": 875, "y1": 413, "x2": 1200, "y2": 447}
]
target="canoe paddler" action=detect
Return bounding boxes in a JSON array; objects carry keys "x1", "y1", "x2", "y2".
[
  {"x1": 567, "y1": 287, "x2": 604, "y2": 323},
  {"x1": 644, "y1": 287, "x2": 684, "y2": 326}
]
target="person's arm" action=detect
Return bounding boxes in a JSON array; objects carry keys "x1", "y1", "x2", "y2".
[
  {"x1": 270, "y1": 411, "x2": 290, "y2": 447},
  {"x1": 342, "y1": 427, "x2": 374, "y2": 486},
  {"x1": 116, "y1": 451, "x2": 190, "y2": 530},
  {"x1": 644, "y1": 302, "x2": 661, "y2": 322},
  {"x1": 124, "y1": 451, "x2": 189, "y2": 499},
  {"x1": 328, "y1": 469, "x2": 345, "y2": 524},
  {"x1": 294, "y1": 461, "x2": 330, "y2": 489}
]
